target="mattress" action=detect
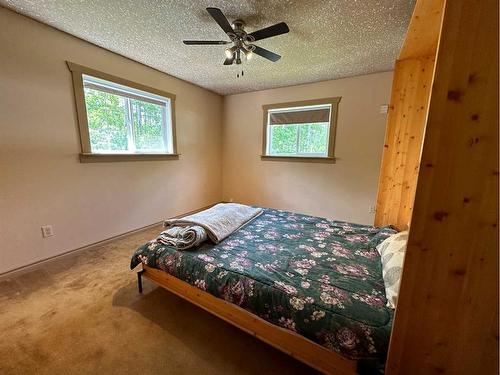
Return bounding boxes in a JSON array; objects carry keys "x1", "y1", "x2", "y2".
[{"x1": 130, "y1": 208, "x2": 396, "y2": 360}]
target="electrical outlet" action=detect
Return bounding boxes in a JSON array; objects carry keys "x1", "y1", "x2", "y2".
[
  {"x1": 369, "y1": 206, "x2": 376, "y2": 214},
  {"x1": 41, "y1": 225, "x2": 54, "y2": 238},
  {"x1": 380, "y1": 104, "x2": 389, "y2": 114},
  {"x1": 229, "y1": 198, "x2": 234, "y2": 202}
]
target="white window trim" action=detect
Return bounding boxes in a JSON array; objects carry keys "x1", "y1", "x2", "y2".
[
  {"x1": 67, "y1": 61, "x2": 178, "y2": 163},
  {"x1": 261, "y1": 97, "x2": 340, "y2": 163},
  {"x1": 267, "y1": 122, "x2": 331, "y2": 157}
]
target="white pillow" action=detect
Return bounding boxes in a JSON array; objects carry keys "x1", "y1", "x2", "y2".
[{"x1": 376, "y1": 231, "x2": 408, "y2": 309}]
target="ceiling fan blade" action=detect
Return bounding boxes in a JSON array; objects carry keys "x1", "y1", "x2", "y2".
[
  {"x1": 248, "y1": 22, "x2": 289, "y2": 42},
  {"x1": 223, "y1": 56, "x2": 235, "y2": 65},
  {"x1": 206, "y1": 7, "x2": 234, "y2": 35},
  {"x1": 252, "y1": 46, "x2": 281, "y2": 62},
  {"x1": 183, "y1": 40, "x2": 229, "y2": 45}
]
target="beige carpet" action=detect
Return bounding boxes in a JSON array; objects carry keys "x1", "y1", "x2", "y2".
[{"x1": 0, "y1": 226, "x2": 316, "y2": 375}]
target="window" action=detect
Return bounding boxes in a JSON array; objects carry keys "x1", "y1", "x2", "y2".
[
  {"x1": 67, "y1": 62, "x2": 177, "y2": 162},
  {"x1": 261, "y1": 97, "x2": 340, "y2": 162},
  {"x1": 83, "y1": 75, "x2": 173, "y2": 154}
]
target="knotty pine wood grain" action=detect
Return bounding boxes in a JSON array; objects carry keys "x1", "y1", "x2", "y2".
[
  {"x1": 399, "y1": 0, "x2": 445, "y2": 60},
  {"x1": 375, "y1": 57, "x2": 435, "y2": 230},
  {"x1": 386, "y1": 0, "x2": 499, "y2": 373},
  {"x1": 375, "y1": 0, "x2": 445, "y2": 231}
]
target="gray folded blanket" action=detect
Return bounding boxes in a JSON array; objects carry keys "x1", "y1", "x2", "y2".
[
  {"x1": 156, "y1": 225, "x2": 207, "y2": 250},
  {"x1": 164, "y1": 203, "x2": 263, "y2": 244}
]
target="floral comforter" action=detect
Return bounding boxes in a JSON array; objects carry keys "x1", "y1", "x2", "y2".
[{"x1": 130, "y1": 208, "x2": 396, "y2": 360}]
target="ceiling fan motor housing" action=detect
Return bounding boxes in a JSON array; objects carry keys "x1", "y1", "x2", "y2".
[
  {"x1": 227, "y1": 19, "x2": 255, "y2": 64},
  {"x1": 231, "y1": 19, "x2": 245, "y2": 32}
]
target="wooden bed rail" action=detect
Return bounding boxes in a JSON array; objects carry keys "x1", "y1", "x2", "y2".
[{"x1": 139, "y1": 265, "x2": 358, "y2": 375}]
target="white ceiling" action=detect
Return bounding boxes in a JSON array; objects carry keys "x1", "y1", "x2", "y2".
[{"x1": 1, "y1": 0, "x2": 415, "y2": 95}]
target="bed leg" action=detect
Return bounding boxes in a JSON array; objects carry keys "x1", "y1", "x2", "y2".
[{"x1": 137, "y1": 269, "x2": 145, "y2": 294}]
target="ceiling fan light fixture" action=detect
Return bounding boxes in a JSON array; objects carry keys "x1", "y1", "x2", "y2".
[
  {"x1": 184, "y1": 8, "x2": 289, "y2": 66},
  {"x1": 225, "y1": 46, "x2": 237, "y2": 58}
]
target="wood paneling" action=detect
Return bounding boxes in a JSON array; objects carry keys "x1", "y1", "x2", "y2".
[
  {"x1": 375, "y1": 57, "x2": 435, "y2": 229},
  {"x1": 386, "y1": 0, "x2": 499, "y2": 373},
  {"x1": 375, "y1": 0, "x2": 445, "y2": 230},
  {"x1": 142, "y1": 265, "x2": 357, "y2": 375},
  {"x1": 399, "y1": 0, "x2": 445, "y2": 60}
]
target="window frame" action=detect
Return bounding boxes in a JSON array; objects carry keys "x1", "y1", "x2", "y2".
[
  {"x1": 67, "y1": 62, "x2": 178, "y2": 163},
  {"x1": 261, "y1": 97, "x2": 340, "y2": 163}
]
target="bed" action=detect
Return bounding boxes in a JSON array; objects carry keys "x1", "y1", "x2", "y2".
[{"x1": 131, "y1": 207, "x2": 395, "y2": 374}]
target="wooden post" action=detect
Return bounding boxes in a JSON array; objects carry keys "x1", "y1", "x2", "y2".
[
  {"x1": 386, "y1": 0, "x2": 499, "y2": 373},
  {"x1": 375, "y1": 0, "x2": 445, "y2": 230}
]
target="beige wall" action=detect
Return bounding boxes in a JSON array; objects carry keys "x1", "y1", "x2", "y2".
[
  {"x1": 222, "y1": 72, "x2": 393, "y2": 224},
  {"x1": 0, "y1": 7, "x2": 394, "y2": 274},
  {"x1": 0, "y1": 8, "x2": 223, "y2": 274}
]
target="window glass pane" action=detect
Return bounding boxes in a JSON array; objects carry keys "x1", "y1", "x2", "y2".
[
  {"x1": 266, "y1": 103, "x2": 335, "y2": 157},
  {"x1": 270, "y1": 125, "x2": 299, "y2": 154},
  {"x1": 298, "y1": 123, "x2": 329, "y2": 155},
  {"x1": 84, "y1": 88, "x2": 128, "y2": 152},
  {"x1": 131, "y1": 99, "x2": 165, "y2": 152},
  {"x1": 82, "y1": 74, "x2": 173, "y2": 155}
]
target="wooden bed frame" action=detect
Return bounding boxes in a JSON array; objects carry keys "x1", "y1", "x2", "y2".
[
  {"x1": 136, "y1": 1, "x2": 498, "y2": 374},
  {"x1": 134, "y1": 2, "x2": 437, "y2": 369},
  {"x1": 138, "y1": 265, "x2": 358, "y2": 375}
]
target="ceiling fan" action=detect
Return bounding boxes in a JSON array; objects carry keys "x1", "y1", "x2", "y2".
[{"x1": 183, "y1": 7, "x2": 289, "y2": 66}]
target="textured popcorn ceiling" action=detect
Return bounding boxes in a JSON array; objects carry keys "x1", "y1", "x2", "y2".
[{"x1": 1, "y1": 0, "x2": 415, "y2": 95}]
